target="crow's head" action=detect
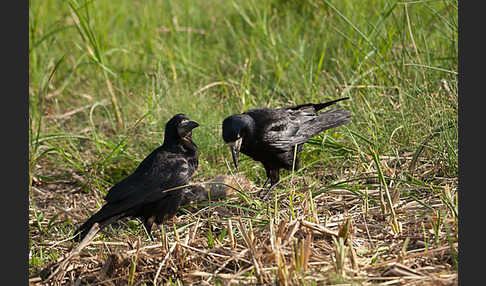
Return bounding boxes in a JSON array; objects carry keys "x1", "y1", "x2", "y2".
[
  {"x1": 222, "y1": 114, "x2": 254, "y2": 170},
  {"x1": 165, "y1": 113, "x2": 200, "y2": 143}
]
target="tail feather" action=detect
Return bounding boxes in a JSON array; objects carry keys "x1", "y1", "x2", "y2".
[
  {"x1": 316, "y1": 108, "x2": 351, "y2": 130},
  {"x1": 74, "y1": 217, "x2": 97, "y2": 242},
  {"x1": 313, "y1": 97, "x2": 350, "y2": 112},
  {"x1": 74, "y1": 204, "x2": 127, "y2": 241},
  {"x1": 298, "y1": 108, "x2": 351, "y2": 138},
  {"x1": 74, "y1": 219, "x2": 96, "y2": 242}
]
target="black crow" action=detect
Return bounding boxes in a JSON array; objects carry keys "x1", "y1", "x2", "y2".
[
  {"x1": 222, "y1": 98, "x2": 351, "y2": 195},
  {"x1": 74, "y1": 113, "x2": 199, "y2": 241}
]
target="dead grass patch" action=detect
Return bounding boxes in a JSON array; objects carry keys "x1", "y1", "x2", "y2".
[{"x1": 29, "y1": 159, "x2": 457, "y2": 285}]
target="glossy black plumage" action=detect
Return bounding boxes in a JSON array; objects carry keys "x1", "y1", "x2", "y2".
[
  {"x1": 222, "y1": 98, "x2": 351, "y2": 192},
  {"x1": 74, "y1": 114, "x2": 199, "y2": 241}
]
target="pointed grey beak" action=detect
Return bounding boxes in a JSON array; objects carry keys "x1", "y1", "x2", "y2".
[
  {"x1": 178, "y1": 120, "x2": 200, "y2": 137},
  {"x1": 228, "y1": 138, "x2": 242, "y2": 170},
  {"x1": 230, "y1": 146, "x2": 239, "y2": 170}
]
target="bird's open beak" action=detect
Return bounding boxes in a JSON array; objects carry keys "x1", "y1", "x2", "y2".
[
  {"x1": 178, "y1": 120, "x2": 200, "y2": 138},
  {"x1": 228, "y1": 138, "x2": 242, "y2": 170}
]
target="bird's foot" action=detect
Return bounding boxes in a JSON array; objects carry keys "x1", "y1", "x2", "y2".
[
  {"x1": 258, "y1": 184, "x2": 277, "y2": 201},
  {"x1": 259, "y1": 190, "x2": 271, "y2": 201}
]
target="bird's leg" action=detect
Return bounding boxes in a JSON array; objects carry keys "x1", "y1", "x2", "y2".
[
  {"x1": 259, "y1": 169, "x2": 280, "y2": 200},
  {"x1": 143, "y1": 217, "x2": 155, "y2": 242},
  {"x1": 260, "y1": 182, "x2": 278, "y2": 201},
  {"x1": 261, "y1": 177, "x2": 271, "y2": 189},
  {"x1": 257, "y1": 169, "x2": 272, "y2": 198}
]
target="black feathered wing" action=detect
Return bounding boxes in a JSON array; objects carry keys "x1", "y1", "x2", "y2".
[
  {"x1": 105, "y1": 150, "x2": 191, "y2": 205},
  {"x1": 261, "y1": 107, "x2": 351, "y2": 152},
  {"x1": 75, "y1": 150, "x2": 192, "y2": 240},
  {"x1": 243, "y1": 105, "x2": 315, "y2": 151},
  {"x1": 104, "y1": 147, "x2": 162, "y2": 204},
  {"x1": 242, "y1": 106, "x2": 314, "y2": 151}
]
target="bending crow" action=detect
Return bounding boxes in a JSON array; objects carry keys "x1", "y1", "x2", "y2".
[{"x1": 222, "y1": 97, "x2": 351, "y2": 195}]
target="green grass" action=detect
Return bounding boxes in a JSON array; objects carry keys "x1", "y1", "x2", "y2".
[{"x1": 29, "y1": 0, "x2": 457, "y2": 284}]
